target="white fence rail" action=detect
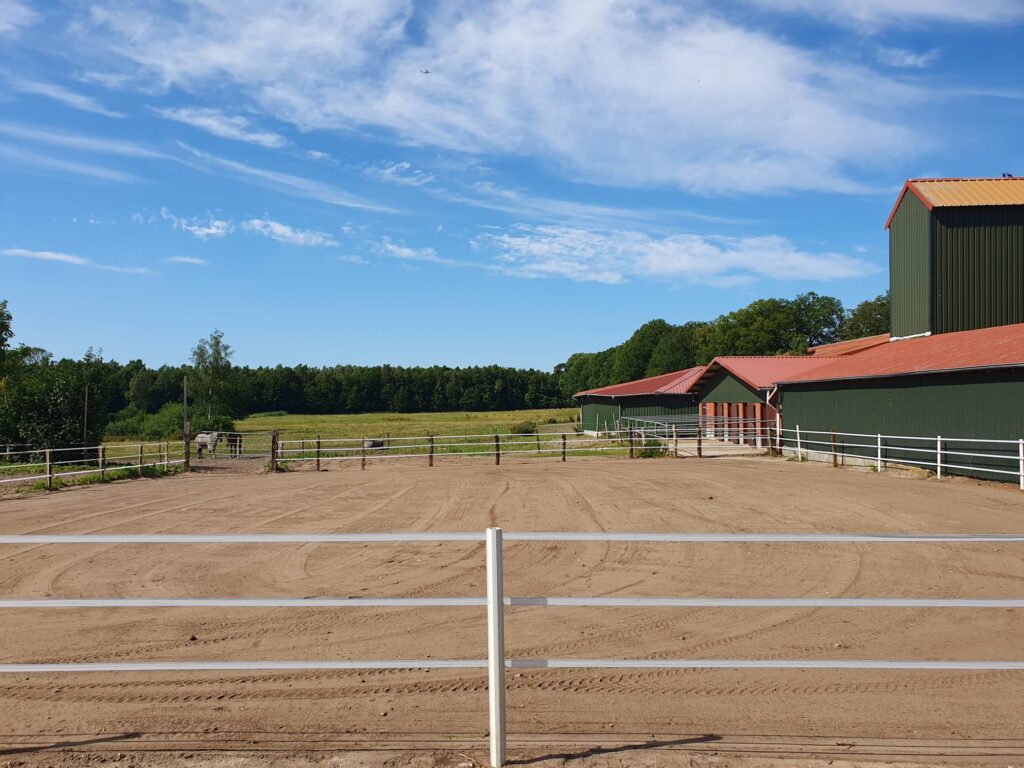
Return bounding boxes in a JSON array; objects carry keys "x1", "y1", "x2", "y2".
[
  {"x1": 0, "y1": 441, "x2": 186, "y2": 489},
  {"x1": 2, "y1": 529, "x2": 1023, "y2": 767}
]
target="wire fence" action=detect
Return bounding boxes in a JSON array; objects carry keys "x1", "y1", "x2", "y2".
[{"x1": 0, "y1": 528, "x2": 1021, "y2": 768}]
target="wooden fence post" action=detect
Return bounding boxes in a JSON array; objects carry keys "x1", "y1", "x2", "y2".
[
  {"x1": 270, "y1": 431, "x2": 279, "y2": 472},
  {"x1": 672, "y1": 424, "x2": 678, "y2": 457},
  {"x1": 99, "y1": 444, "x2": 106, "y2": 480},
  {"x1": 535, "y1": 432, "x2": 541, "y2": 455},
  {"x1": 45, "y1": 449, "x2": 53, "y2": 490},
  {"x1": 184, "y1": 430, "x2": 191, "y2": 470},
  {"x1": 494, "y1": 434, "x2": 500, "y2": 466},
  {"x1": 561, "y1": 433, "x2": 567, "y2": 462},
  {"x1": 138, "y1": 443, "x2": 144, "y2": 477},
  {"x1": 831, "y1": 430, "x2": 838, "y2": 468},
  {"x1": 316, "y1": 434, "x2": 321, "y2": 472},
  {"x1": 361, "y1": 437, "x2": 366, "y2": 471},
  {"x1": 429, "y1": 435, "x2": 434, "y2": 467},
  {"x1": 628, "y1": 430, "x2": 635, "y2": 459},
  {"x1": 697, "y1": 428, "x2": 703, "y2": 458}
]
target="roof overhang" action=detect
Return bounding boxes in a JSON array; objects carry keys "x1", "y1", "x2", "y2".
[
  {"x1": 884, "y1": 180, "x2": 934, "y2": 230},
  {"x1": 777, "y1": 362, "x2": 1024, "y2": 388}
]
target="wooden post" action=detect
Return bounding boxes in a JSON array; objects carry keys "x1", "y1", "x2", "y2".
[
  {"x1": 316, "y1": 434, "x2": 321, "y2": 472},
  {"x1": 535, "y1": 431, "x2": 541, "y2": 455},
  {"x1": 796, "y1": 425, "x2": 802, "y2": 462},
  {"x1": 754, "y1": 403, "x2": 764, "y2": 449},
  {"x1": 138, "y1": 443, "x2": 144, "y2": 477},
  {"x1": 877, "y1": 433, "x2": 883, "y2": 473},
  {"x1": 270, "y1": 431, "x2": 279, "y2": 471},
  {"x1": 45, "y1": 449, "x2": 53, "y2": 490},
  {"x1": 99, "y1": 444, "x2": 106, "y2": 480},
  {"x1": 739, "y1": 403, "x2": 746, "y2": 446},
  {"x1": 361, "y1": 437, "x2": 366, "y2": 471},
  {"x1": 628, "y1": 430, "x2": 635, "y2": 459},
  {"x1": 697, "y1": 428, "x2": 703, "y2": 458},
  {"x1": 429, "y1": 435, "x2": 434, "y2": 467},
  {"x1": 494, "y1": 434, "x2": 500, "y2": 466},
  {"x1": 561, "y1": 433, "x2": 567, "y2": 462},
  {"x1": 831, "y1": 430, "x2": 838, "y2": 468},
  {"x1": 672, "y1": 424, "x2": 678, "y2": 457}
]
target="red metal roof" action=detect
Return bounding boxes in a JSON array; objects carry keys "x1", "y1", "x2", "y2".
[
  {"x1": 574, "y1": 366, "x2": 704, "y2": 398},
  {"x1": 807, "y1": 333, "x2": 890, "y2": 356},
  {"x1": 885, "y1": 177, "x2": 1024, "y2": 229},
  {"x1": 779, "y1": 323, "x2": 1024, "y2": 385},
  {"x1": 692, "y1": 356, "x2": 842, "y2": 393}
]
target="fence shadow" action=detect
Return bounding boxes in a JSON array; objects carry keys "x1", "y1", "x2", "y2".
[
  {"x1": 0, "y1": 732, "x2": 141, "y2": 756},
  {"x1": 509, "y1": 734, "x2": 721, "y2": 764}
]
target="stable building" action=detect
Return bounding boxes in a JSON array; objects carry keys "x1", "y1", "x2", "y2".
[
  {"x1": 575, "y1": 367, "x2": 702, "y2": 434},
  {"x1": 886, "y1": 177, "x2": 1024, "y2": 340}
]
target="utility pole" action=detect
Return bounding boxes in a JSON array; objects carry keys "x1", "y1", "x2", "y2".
[
  {"x1": 82, "y1": 383, "x2": 89, "y2": 445},
  {"x1": 183, "y1": 376, "x2": 191, "y2": 470}
]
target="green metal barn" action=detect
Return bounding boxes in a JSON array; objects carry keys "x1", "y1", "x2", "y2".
[
  {"x1": 886, "y1": 177, "x2": 1024, "y2": 339},
  {"x1": 574, "y1": 367, "x2": 701, "y2": 433},
  {"x1": 775, "y1": 322, "x2": 1024, "y2": 481}
]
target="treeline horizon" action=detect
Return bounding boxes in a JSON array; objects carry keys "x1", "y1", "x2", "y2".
[{"x1": 0, "y1": 291, "x2": 888, "y2": 445}]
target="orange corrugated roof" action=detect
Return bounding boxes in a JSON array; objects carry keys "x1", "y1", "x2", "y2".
[
  {"x1": 690, "y1": 356, "x2": 841, "y2": 393},
  {"x1": 807, "y1": 333, "x2": 890, "y2": 356},
  {"x1": 886, "y1": 177, "x2": 1024, "y2": 228},
  {"x1": 574, "y1": 365, "x2": 704, "y2": 398},
  {"x1": 779, "y1": 323, "x2": 1024, "y2": 385}
]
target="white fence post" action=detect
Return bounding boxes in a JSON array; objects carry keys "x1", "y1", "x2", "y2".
[
  {"x1": 796, "y1": 425, "x2": 802, "y2": 462},
  {"x1": 1019, "y1": 439, "x2": 1023, "y2": 492},
  {"x1": 877, "y1": 434, "x2": 883, "y2": 473},
  {"x1": 486, "y1": 527, "x2": 507, "y2": 768},
  {"x1": 936, "y1": 436, "x2": 942, "y2": 479}
]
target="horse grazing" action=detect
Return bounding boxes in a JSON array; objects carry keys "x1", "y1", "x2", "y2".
[
  {"x1": 226, "y1": 432, "x2": 243, "y2": 458},
  {"x1": 194, "y1": 432, "x2": 221, "y2": 458}
]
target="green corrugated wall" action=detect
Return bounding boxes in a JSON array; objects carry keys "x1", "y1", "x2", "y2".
[
  {"x1": 933, "y1": 206, "x2": 1024, "y2": 334},
  {"x1": 621, "y1": 395, "x2": 697, "y2": 421},
  {"x1": 779, "y1": 368, "x2": 1024, "y2": 482},
  {"x1": 700, "y1": 370, "x2": 763, "y2": 403},
  {"x1": 889, "y1": 191, "x2": 932, "y2": 338},
  {"x1": 578, "y1": 397, "x2": 620, "y2": 432}
]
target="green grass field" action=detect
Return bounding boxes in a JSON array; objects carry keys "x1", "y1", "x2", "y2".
[{"x1": 235, "y1": 408, "x2": 579, "y2": 439}]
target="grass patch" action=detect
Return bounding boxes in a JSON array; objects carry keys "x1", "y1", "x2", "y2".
[
  {"x1": 237, "y1": 408, "x2": 578, "y2": 439},
  {"x1": 15, "y1": 463, "x2": 186, "y2": 493}
]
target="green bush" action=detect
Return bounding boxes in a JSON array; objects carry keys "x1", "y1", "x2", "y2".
[
  {"x1": 509, "y1": 420, "x2": 538, "y2": 435},
  {"x1": 105, "y1": 402, "x2": 233, "y2": 441}
]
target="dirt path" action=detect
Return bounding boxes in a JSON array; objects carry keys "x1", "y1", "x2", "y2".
[{"x1": 0, "y1": 456, "x2": 1021, "y2": 767}]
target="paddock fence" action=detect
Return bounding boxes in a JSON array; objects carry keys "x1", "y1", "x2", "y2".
[
  {"x1": 0, "y1": 441, "x2": 186, "y2": 489},
  {"x1": 0, "y1": 528, "x2": 1022, "y2": 767}
]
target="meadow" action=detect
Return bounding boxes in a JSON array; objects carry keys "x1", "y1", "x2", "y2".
[{"x1": 235, "y1": 407, "x2": 578, "y2": 439}]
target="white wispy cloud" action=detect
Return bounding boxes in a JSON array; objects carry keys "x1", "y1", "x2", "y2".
[
  {"x1": 365, "y1": 161, "x2": 434, "y2": 187},
  {"x1": 153, "y1": 106, "x2": 287, "y2": 148},
  {"x1": 740, "y1": 0, "x2": 1024, "y2": 26},
  {"x1": 0, "y1": 122, "x2": 162, "y2": 157},
  {"x1": 241, "y1": 218, "x2": 338, "y2": 246},
  {"x1": 338, "y1": 254, "x2": 368, "y2": 265},
  {"x1": 0, "y1": 0, "x2": 37, "y2": 38},
  {"x1": 378, "y1": 239, "x2": 473, "y2": 269},
  {"x1": 0, "y1": 143, "x2": 143, "y2": 182},
  {"x1": 5, "y1": 77, "x2": 124, "y2": 117},
  {"x1": 2, "y1": 247, "x2": 150, "y2": 274},
  {"x1": 877, "y1": 47, "x2": 941, "y2": 69},
  {"x1": 180, "y1": 144, "x2": 395, "y2": 213},
  {"x1": 167, "y1": 255, "x2": 208, "y2": 265},
  {"x1": 77, "y1": 0, "x2": 929, "y2": 195},
  {"x1": 473, "y1": 226, "x2": 878, "y2": 287},
  {"x1": 160, "y1": 207, "x2": 232, "y2": 239}
]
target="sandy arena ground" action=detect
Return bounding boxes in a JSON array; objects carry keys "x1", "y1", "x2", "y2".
[{"x1": 0, "y1": 456, "x2": 1022, "y2": 767}]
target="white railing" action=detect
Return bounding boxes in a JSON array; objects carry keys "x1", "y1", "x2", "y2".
[
  {"x1": 2, "y1": 529, "x2": 1023, "y2": 767},
  {"x1": 778, "y1": 426, "x2": 1024, "y2": 490},
  {"x1": 273, "y1": 431, "x2": 644, "y2": 468},
  {"x1": 0, "y1": 442, "x2": 186, "y2": 488}
]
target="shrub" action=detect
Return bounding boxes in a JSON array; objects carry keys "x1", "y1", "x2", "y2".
[{"x1": 509, "y1": 420, "x2": 537, "y2": 435}]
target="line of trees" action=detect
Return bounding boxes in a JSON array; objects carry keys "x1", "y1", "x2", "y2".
[{"x1": 0, "y1": 291, "x2": 889, "y2": 446}]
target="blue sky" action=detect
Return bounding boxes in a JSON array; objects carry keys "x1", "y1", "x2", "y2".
[{"x1": 1, "y1": 0, "x2": 1022, "y2": 370}]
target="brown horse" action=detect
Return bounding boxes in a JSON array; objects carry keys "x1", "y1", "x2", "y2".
[{"x1": 226, "y1": 432, "x2": 243, "y2": 458}]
